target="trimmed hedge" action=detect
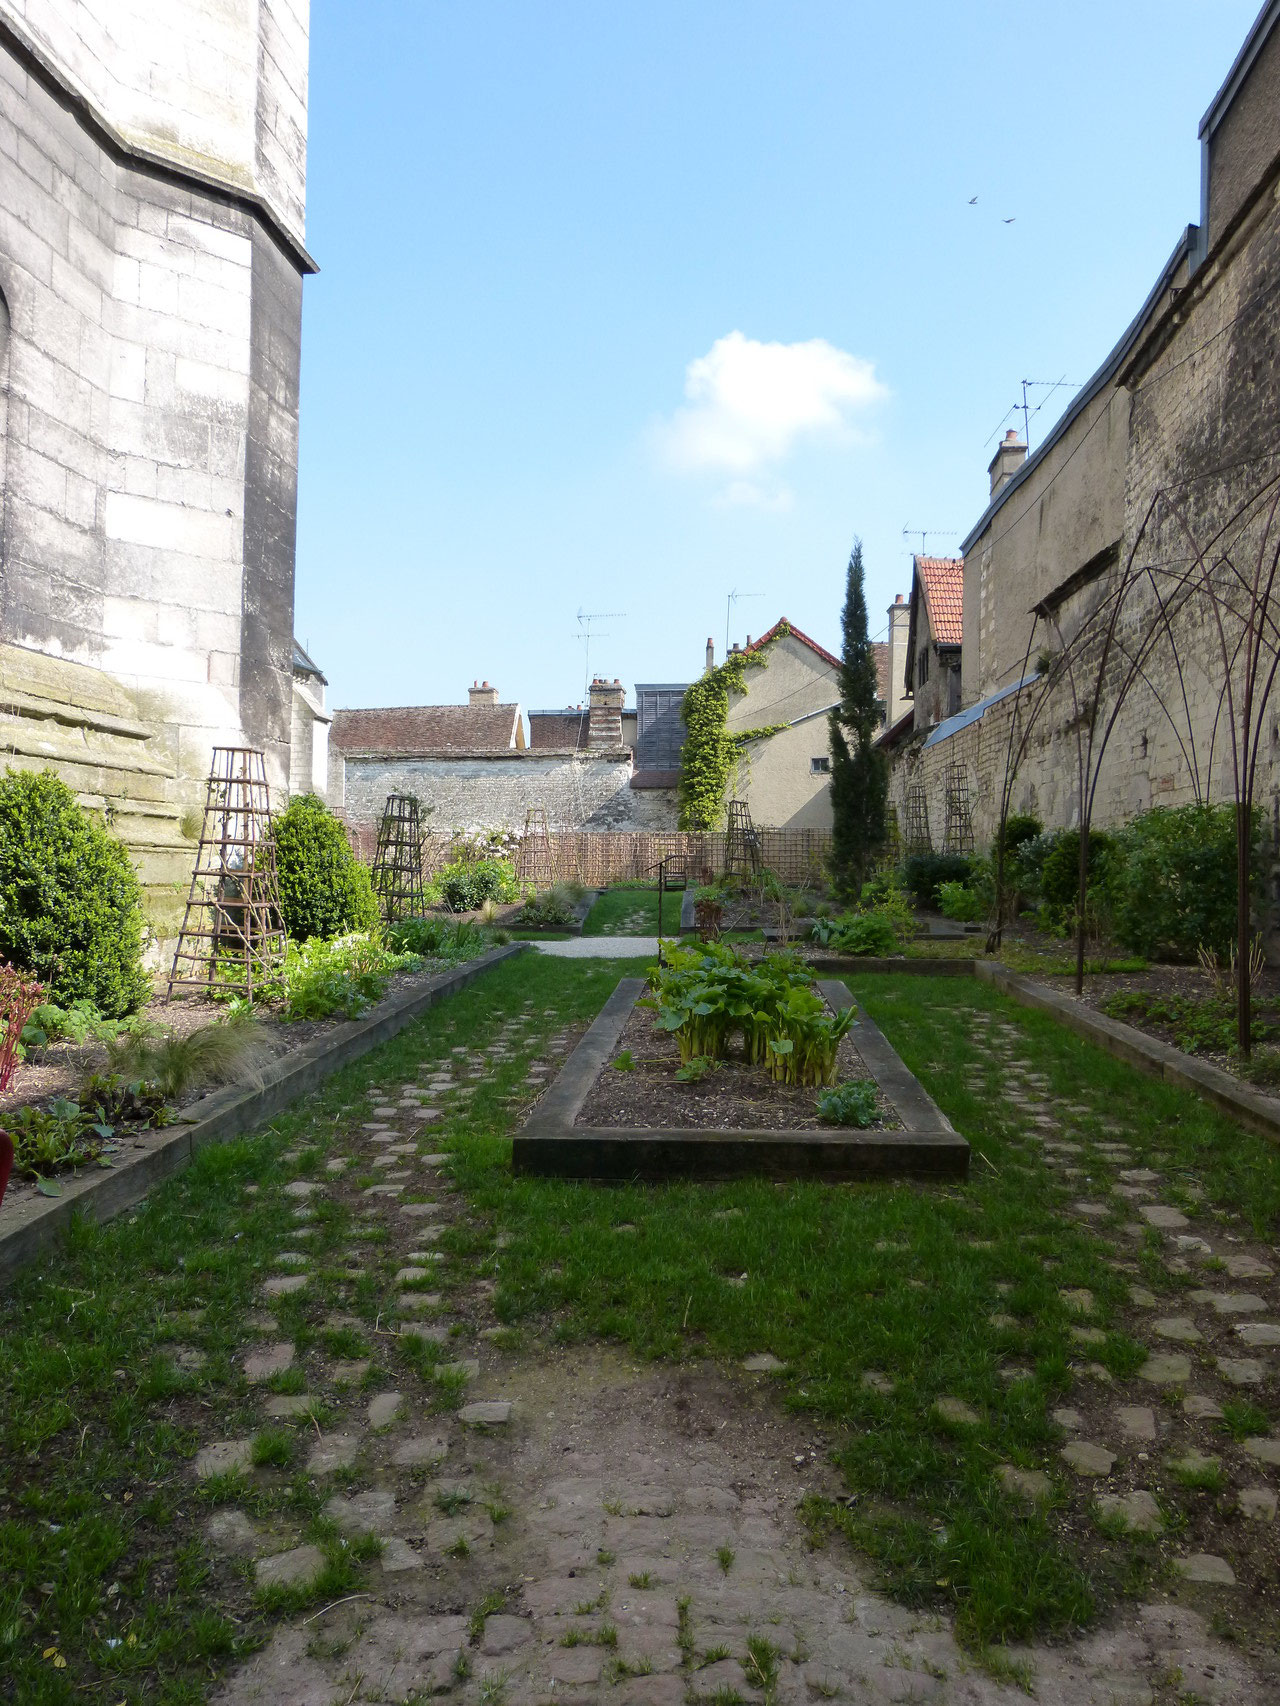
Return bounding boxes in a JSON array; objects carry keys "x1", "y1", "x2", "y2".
[
  {"x1": 0, "y1": 769, "x2": 150, "y2": 1016},
  {"x1": 271, "y1": 793, "x2": 379, "y2": 942}
]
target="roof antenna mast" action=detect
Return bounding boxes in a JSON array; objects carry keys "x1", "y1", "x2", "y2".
[
  {"x1": 901, "y1": 527, "x2": 958, "y2": 557},
  {"x1": 573, "y1": 607, "x2": 626, "y2": 698},
  {"x1": 725, "y1": 589, "x2": 764, "y2": 656}
]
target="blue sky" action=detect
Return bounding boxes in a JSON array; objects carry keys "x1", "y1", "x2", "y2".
[{"x1": 296, "y1": 0, "x2": 1263, "y2": 714}]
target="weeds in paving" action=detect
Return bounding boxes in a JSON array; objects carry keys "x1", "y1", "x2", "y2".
[{"x1": 715, "y1": 1544, "x2": 736, "y2": 1574}]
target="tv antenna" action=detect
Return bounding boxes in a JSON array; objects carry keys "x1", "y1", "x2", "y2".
[
  {"x1": 901, "y1": 527, "x2": 958, "y2": 557},
  {"x1": 725, "y1": 589, "x2": 764, "y2": 656},
  {"x1": 984, "y1": 376, "x2": 1081, "y2": 453},
  {"x1": 573, "y1": 606, "x2": 626, "y2": 696}
]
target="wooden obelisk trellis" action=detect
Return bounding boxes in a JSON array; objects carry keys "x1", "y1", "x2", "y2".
[
  {"x1": 517, "y1": 806, "x2": 555, "y2": 889},
  {"x1": 371, "y1": 793, "x2": 427, "y2": 921},
  {"x1": 942, "y1": 761, "x2": 975, "y2": 854},
  {"x1": 902, "y1": 781, "x2": 932, "y2": 856},
  {"x1": 167, "y1": 747, "x2": 286, "y2": 1001},
  {"x1": 725, "y1": 799, "x2": 761, "y2": 877}
]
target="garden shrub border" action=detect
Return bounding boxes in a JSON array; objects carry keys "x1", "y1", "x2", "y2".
[{"x1": 0, "y1": 943, "x2": 526, "y2": 1278}]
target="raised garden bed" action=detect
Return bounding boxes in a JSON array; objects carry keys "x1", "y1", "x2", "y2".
[
  {"x1": 514, "y1": 976, "x2": 967, "y2": 1181},
  {"x1": 498, "y1": 888, "x2": 598, "y2": 935}
]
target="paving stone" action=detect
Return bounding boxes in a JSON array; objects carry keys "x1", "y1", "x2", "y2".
[
  {"x1": 265, "y1": 1394, "x2": 315, "y2": 1419},
  {"x1": 205, "y1": 1509, "x2": 259, "y2": 1554},
  {"x1": 1217, "y1": 1357, "x2": 1265, "y2": 1386},
  {"x1": 307, "y1": 1432, "x2": 362, "y2": 1474},
  {"x1": 1096, "y1": 1490, "x2": 1163, "y2": 1534},
  {"x1": 174, "y1": 1347, "x2": 207, "y2": 1372},
  {"x1": 1235, "y1": 1321, "x2": 1280, "y2": 1347},
  {"x1": 1073, "y1": 1201, "x2": 1112, "y2": 1219},
  {"x1": 989, "y1": 1313, "x2": 1017, "y2": 1330},
  {"x1": 391, "y1": 1433, "x2": 450, "y2": 1468},
  {"x1": 546, "y1": 1646, "x2": 606, "y2": 1685},
  {"x1": 1062, "y1": 1441, "x2": 1115, "y2": 1476},
  {"x1": 996, "y1": 1464, "x2": 1051, "y2": 1501},
  {"x1": 741, "y1": 1353, "x2": 784, "y2": 1374},
  {"x1": 1052, "y1": 1407, "x2": 1084, "y2": 1429},
  {"x1": 1183, "y1": 1393, "x2": 1225, "y2": 1419},
  {"x1": 1140, "y1": 1204, "x2": 1189, "y2": 1229},
  {"x1": 1152, "y1": 1316, "x2": 1202, "y2": 1343},
  {"x1": 1175, "y1": 1553, "x2": 1236, "y2": 1585},
  {"x1": 1241, "y1": 1436, "x2": 1280, "y2": 1466},
  {"x1": 364, "y1": 1184, "x2": 403, "y2": 1197},
  {"x1": 480, "y1": 1614, "x2": 533, "y2": 1655},
  {"x1": 1205, "y1": 1292, "x2": 1268, "y2": 1315},
  {"x1": 396, "y1": 1266, "x2": 434, "y2": 1284},
  {"x1": 195, "y1": 1438, "x2": 254, "y2": 1479},
  {"x1": 261, "y1": 1274, "x2": 308, "y2": 1298},
  {"x1": 400, "y1": 1321, "x2": 451, "y2": 1344},
  {"x1": 861, "y1": 1370, "x2": 895, "y2": 1394},
  {"x1": 458, "y1": 1400, "x2": 512, "y2": 1426},
  {"x1": 368, "y1": 1391, "x2": 405, "y2": 1429},
  {"x1": 1239, "y1": 1486, "x2": 1278, "y2": 1520},
  {"x1": 283, "y1": 1181, "x2": 320, "y2": 1198},
  {"x1": 255, "y1": 1544, "x2": 326, "y2": 1590},
  {"x1": 325, "y1": 1489, "x2": 396, "y2": 1535},
  {"x1": 274, "y1": 1251, "x2": 310, "y2": 1267},
  {"x1": 1071, "y1": 1325, "x2": 1107, "y2": 1346},
  {"x1": 1173, "y1": 1234, "x2": 1213, "y2": 1256},
  {"x1": 1138, "y1": 1353, "x2": 1191, "y2": 1384},
  {"x1": 244, "y1": 1343, "x2": 295, "y2": 1383},
  {"x1": 401, "y1": 1202, "x2": 444, "y2": 1218},
  {"x1": 380, "y1": 1536, "x2": 423, "y2": 1572},
  {"x1": 1129, "y1": 1286, "x2": 1159, "y2": 1307},
  {"x1": 435, "y1": 1359, "x2": 479, "y2": 1383},
  {"x1": 1119, "y1": 1169, "x2": 1161, "y2": 1184},
  {"x1": 934, "y1": 1397, "x2": 980, "y2": 1426},
  {"x1": 1170, "y1": 1449, "x2": 1221, "y2": 1479},
  {"x1": 1060, "y1": 1288, "x2": 1095, "y2": 1313},
  {"x1": 330, "y1": 1359, "x2": 371, "y2": 1385},
  {"x1": 1116, "y1": 1405, "x2": 1157, "y2": 1441},
  {"x1": 1225, "y1": 1254, "x2": 1274, "y2": 1280}
]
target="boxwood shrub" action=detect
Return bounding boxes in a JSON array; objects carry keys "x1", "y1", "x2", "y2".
[
  {"x1": 0, "y1": 768, "x2": 150, "y2": 1016},
  {"x1": 271, "y1": 793, "x2": 379, "y2": 942}
]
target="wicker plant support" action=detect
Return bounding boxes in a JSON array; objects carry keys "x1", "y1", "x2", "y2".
[{"x1": 371, "y1": 794, "x2": 427, "y2": 922}]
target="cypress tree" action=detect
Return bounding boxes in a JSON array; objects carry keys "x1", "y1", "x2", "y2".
[{"x1": 828, "y1": 538, "x2": 888, "y2": 899}]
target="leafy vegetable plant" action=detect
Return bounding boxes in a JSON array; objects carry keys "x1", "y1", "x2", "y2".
[{"x1": 816, "y1": 1079, "x2": 880, "y2": 1127}]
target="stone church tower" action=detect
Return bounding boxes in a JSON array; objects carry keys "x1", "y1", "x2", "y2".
[{"x1": 0, "y1": 0, "x2": 312, "y2": 938}]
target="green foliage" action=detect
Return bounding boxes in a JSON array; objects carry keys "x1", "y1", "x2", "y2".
[
  {"x1": 816, "y1": 1078, "x2": 880, "y2": 1127},
  {"x1": 677, "y1": 647, "x2": 769, "y2": 830},
  {"x1": 937, "y1": 880, "x2": 985, "y2": 923},
  {"x1": 810, "y1": 909, "x2": 899, "y2": 956},
  {"x1": 901, "y1": 852, "x2": 972, "y2": 909},
  {"x1": 1100, "y1": 989, "x2": 1272, "y2": 1055},
  {"x1": 828, "y1": 540, "x2": 889, "y2": 898},
  {"x1": 675, "y1": 1053, "x2": 716, "y2": 1083},
  {"x1": 644, "y1": 940, "x2": 852, "y2": 1085},
  {"x1": 79, "y1": 1072, "x2": 169, "y2": 1129},
  {"x1": 270, "y1": 793, "x2": 379, "y2": 943},
  {"x1": 431, "y1": 855, "x2": 519, "y2": 912},
  {"x1": 21, "y1": 998, "x2": 135, "y2": 1049},
  {"x1": 105, "y1": 1013, "x2": 271, "y2": 1099},
  {"x1": 281, "y1": 932, "x2": 421, "y2": 1020},
  {"x1": 1107, "y1": 803, "x2": 1255, "y2": 961},
  {"x1": 514, "y1": 883, "x2": 578, "y2": 928},
  {"x1": 0, "y1": 768, "x2": 149, "y2": 1016},
  {"x1": 386, "y1": 914, "x2": 486, "y2": 958},
  {"x1": 997, "y1": 812, "x2": 1043, "y2": 857},
  {"x1": 6, "y1": 1097, "x2": 114, "y2": 1179},
  {"x1": 1039, "y1": 829, "x2": 1115, "y2": 929}
]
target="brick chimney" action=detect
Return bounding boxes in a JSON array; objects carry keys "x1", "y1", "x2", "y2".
[
  {"x1": 705, "y1": 637, "x2": 714, "y2": 673},
  {"x1": 469, "y1": 679, "x2": 499, "y2": 708},
  {"x1": 587, "y1": 676, "x2": 625, "y2": 749},
  {"x1": 887, "y1": 592, "x2": 911, "y2": 725},
  {"x1": 988, "y1": 429, "x2": 1027, "y2": 497}
]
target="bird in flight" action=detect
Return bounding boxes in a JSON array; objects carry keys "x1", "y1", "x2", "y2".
[
  {"x1": 968, "y1": 195, "x2": 978, "y2": 204},
  {"x1": 1003, "y1": 216, "x2": 1016, "y2": 224}
]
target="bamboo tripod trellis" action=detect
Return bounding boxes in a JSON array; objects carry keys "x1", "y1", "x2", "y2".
[
  {"x1": 166, "y1": 747, "x2": 286, "y2": 1000},
  {"x1": 371, "y1": 794, "x2": 427, "y2": 921},
  {"x1": 516, "y1": 806, "x2": 555, "y2": 889}
]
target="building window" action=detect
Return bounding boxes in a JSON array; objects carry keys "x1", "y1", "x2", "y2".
[
  {"x1": 811, "y1": 756, "x2": 831, "y2": 774},
  {"x1": 917, "y1": 647, "x2": 929, "y2": 686}
]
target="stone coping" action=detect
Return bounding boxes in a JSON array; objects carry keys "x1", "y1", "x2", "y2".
[
  {"x1": 0, "y1": 944, "x2": 527, "y2": 1281},
  {"x1": 513, "y1": 977, "x2": 968, "y2": 1182}
]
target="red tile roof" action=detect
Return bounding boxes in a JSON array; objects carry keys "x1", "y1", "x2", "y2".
[
  {"x1": 916, "y1": 557, "x2": 964, "y2": 647},
  {"x1": 744, "y1": 618, "x2": 841, "y2": 672},
  {"x1": 331, "y1": 704, "x2": 522, "y2": 756}
]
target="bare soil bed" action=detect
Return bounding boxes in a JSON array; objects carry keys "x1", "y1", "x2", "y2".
[
  {"x1": 0, "y1": 960, "x2": 468, "y2": 1121},
  {"x1": 1066, "y1": 963, "x2": 1280, "y2": 1083},
  {"x1": 575, "y1": 998, "x2": 899, "y2": 1131}
]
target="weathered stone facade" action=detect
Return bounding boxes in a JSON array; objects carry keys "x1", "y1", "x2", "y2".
[
  {"x1": 337, "y1": 751, "x2": 672, "y2": 834},
  {"x1": 0, "y1": 1, "x2": 312, "y2": 825},
  {"x1": 893, "y1": 5, "x2": 1280, "y2": 855}
]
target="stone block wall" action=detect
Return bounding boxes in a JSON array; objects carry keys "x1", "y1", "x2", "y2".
[{"x1": 337, "y1": 751, "x2": 679, "y2": 834}]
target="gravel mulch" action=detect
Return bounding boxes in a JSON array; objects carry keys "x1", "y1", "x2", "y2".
[{"x1": 574, "y1": 999, "x2": 897, "y2": 1130}]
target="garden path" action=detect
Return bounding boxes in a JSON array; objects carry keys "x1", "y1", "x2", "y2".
[{"x1": 201, "y1": 995, "x2": 1278, "y2": 1706}]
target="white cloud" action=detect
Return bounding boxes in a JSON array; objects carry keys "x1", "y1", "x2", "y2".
[
  {"x1": 714, "y1": 479, "x2": 795, "y2": 513},
  {"x1": 656, "y1": 330, "x2": 887, "y2": 481}
]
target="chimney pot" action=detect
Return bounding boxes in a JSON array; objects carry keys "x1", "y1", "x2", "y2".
[
  {"x1": 988, "y1": 430, "x2": 1027, "y2": 496},
  {"x1": 468, "y1": 680, "x2": 500, "y2": 708}
]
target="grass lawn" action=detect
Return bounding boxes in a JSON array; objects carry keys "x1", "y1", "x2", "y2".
[
  {"x1": 3, "y1": 952, "x2": 1277, "y2": 1699},
  {"x1": 582, "y1": 883, "x2": 686, "y2": 936}
]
